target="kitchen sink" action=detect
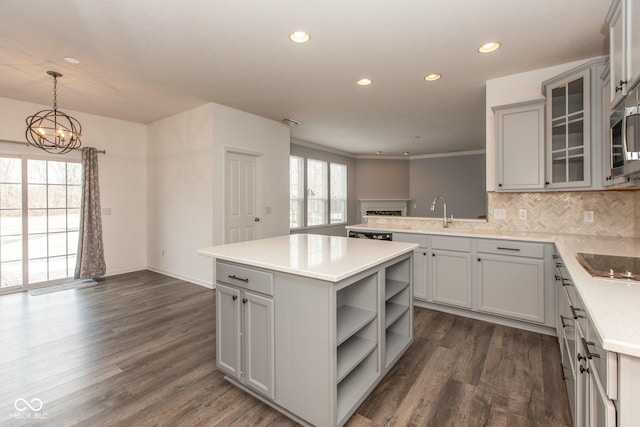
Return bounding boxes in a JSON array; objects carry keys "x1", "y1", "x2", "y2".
[{"x1": 576, "y1": 253, "x2": 640, "y2": 282}]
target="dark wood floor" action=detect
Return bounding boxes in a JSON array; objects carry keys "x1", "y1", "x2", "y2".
[{"x1": 0, "y1": 271, "x2": 571, "y2": 427}]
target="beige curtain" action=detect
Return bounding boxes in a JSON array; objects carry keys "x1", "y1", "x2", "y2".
[{"x1": 74, "y1": 147, "x2": 106, "y2": 279}]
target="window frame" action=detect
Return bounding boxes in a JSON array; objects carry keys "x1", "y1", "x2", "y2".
[{"x1": 289, "y1": 155, "x2": 347, "y2": 229}]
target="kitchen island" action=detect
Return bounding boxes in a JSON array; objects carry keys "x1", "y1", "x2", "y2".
[{"x1": 198, "y1": 234, "x2": 418, "y2": 427}]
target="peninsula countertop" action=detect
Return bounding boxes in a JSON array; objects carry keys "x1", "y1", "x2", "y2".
[
  {"x1": 197, "y1": 233, "x2": 418, "y2": 282},
  {"x1": 347, "y1": 223, "x2": 640, "y2": 357}
]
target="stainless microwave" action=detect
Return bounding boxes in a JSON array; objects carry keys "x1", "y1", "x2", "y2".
[{"x1": 611, "y1": 87, "x2": 640, "y2": 177}]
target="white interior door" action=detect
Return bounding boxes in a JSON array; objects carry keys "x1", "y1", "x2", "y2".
[{"x1": 226, "y1": 151, "x2": 261, "y2": 244}]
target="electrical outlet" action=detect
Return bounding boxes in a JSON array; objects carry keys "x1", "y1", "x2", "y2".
[
  {"x1": 102, "y1": 207, "x2": 112, "y2": 216},
  {"x1": 493, "y1": 208, "x2": 506, "y2": 220},
  {"x1": 583, "y1": 210, "x2": 595, "y2": 223},
  {"x1": 518, "y1": 209, "x2": 527, "y2": 220},
  {"x1": 413, "y1": 204, "x2": 417, "y2": 209}
]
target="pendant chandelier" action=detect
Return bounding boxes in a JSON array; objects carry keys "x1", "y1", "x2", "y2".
[{"x1": 25, "y1": 71, "x2": 82, "y2": 154}]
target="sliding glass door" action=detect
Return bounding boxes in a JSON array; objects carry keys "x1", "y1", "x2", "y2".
[{"x1": 0, "y1": 155, "x2": 81, "y2": 293}]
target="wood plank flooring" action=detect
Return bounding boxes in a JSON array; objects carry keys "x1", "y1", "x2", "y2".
[{"x1": 0, "y1": 270, "x2": 571, "y2": 426}]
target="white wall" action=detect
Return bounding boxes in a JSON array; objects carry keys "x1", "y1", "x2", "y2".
[
  {"x1": 485, "y1": 57, "x2": 599, "y2": 191},
  {"x1": 0, "y1": 96, "x2": 148, "y2": 276},
  {"x1": 147, "y1": 102, "x2": 289, "y2": 287}
]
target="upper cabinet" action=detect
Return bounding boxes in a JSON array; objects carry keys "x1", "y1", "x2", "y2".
[
  {"x1": 607, "y1": 0, "x2": 640, "y2": 108},
  {"x1": 542, "y1": 58, "x2": 607, "y2": 191}
]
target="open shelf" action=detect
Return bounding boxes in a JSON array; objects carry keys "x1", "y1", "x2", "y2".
[
  {"x1": 336, "y1": 354, "x2": 378, "y2": 424},
  {"x1": 385, "y1": 329, "x2": 411, "y2": 368},
  {"x1": 385, "y1": 279, "x2": 409, "y2": 301},
  {"x1": 337, "y1": 305, "x2": 377, "y2": 346},
  {"x1": 385, "y1": 301, "x2": 409, "y2": 328},
  {"x1": 337, "y1": 335, "x2": 377, "y2": 384}
]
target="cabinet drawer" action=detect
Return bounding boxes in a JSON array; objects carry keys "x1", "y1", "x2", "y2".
[
  {"x1": 477, "y1": 239, "x2": 544, "y2": 258},
  {"x1": 431, "y1": 236, "x2": 470, "y2": 252},
  {"x1": 216, "y1": 261, "x2": 274, "y2": 296},
  {"x1": 393, "y1": 232, "x2": 428, "y2": 247},
  {"x1": 586, "y1": 325, "x2": 618, "y2": 400}
]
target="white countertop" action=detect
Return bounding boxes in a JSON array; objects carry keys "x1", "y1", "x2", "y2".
[
  {"x1": 197, "y1": 234, "x2": 418, "y2": 283},
  {"x1": 348, "y1": 223, "x2": 640, "y2": 358}
]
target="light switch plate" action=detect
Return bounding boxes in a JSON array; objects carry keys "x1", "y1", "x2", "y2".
[{"x1": 494, "y1": 208, "x2": 506, "y2": 220}]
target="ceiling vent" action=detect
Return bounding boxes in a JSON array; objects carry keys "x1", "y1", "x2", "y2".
[{"x1": 282, "y1": 118, "x2": 301, "y2": 127}]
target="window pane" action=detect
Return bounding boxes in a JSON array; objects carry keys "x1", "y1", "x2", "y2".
[
  {"x1": 48, "y1": 256, "x2": 68, "y2": 280},
  {"x1": 67, "y1": 185, "x2": 81, "y2": 208},
  {"x1": 1, "y1": 235, "x2": 21, "y2": 262},
  {"x1": 68, "y1": 209, "x2": 80, "y2": 231},
  {"x1": 29, "y1": 258, "x2": 47, "y2": 284},
  {"x1": 28, "y1": 160, "x2": 47, "y2": 184},
  {"x1": 307, "y1": 159, "x2": 328, "y2": 226},
  {"x1": 67, "y1": 231, "x2": 79, "y2": 255},
  {"x1": 48, "y1": 161, "x2": 67, "y2": 185},
  {"x1": 48, "y1": 232, "x2": 67, "y2": 257},
  {"x1": 28, "y1": 210, "x2": 47, "y2": 234},
  {"x1": 28, "y1": 234, "x2": 47, "y2": 259},
  {"x1": 0, "y1": 158, "x2": 21, "y2": 183},
  {"x1": 289, "y1": 156, "x2": 304, "y2": 228},
  {"x1": 1, "y1": 261, "x2": 23, "y2": 287},
  {"x1": 1, "y1": 210, "x2": 22, "y2": 236},
  {"x1": 28, "y1": 184, "x2": 47, "y2": 209},
  {"x1": 330, "y1": 163, "x2": 347, "y2": 224},
  {"x1": 1, "y1": 184, "x2": 22, "y2": 209},
  {"x1": 67, "y1": 163, "x2": 82, "y2": 185},
  {"x1": 48, "y1": 209, "x2": 67, "y2": 233},
  {"x1": 48, "y1": 185, "x2": 67, "y2": 208}
]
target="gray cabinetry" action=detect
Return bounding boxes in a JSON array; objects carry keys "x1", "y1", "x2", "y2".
[
  {"x1": 493, "y1": 99, "x2": 546, "y2": 191},
  {"x1": 216, "y1": 263, "x2": 275, "y2": 400},
  {"x1": 431, "y1": 236, "x2": 472, "y2": 309},
  {"x1": 607, "y1": 0, "x2": 640, "y2": 106},
  {"x1": 542, "y1": 58, "x2": 607, "y2": 190},
  {"x1": 476, "y1": 240, "x2": 545, "y2": 323},
  {"x1": 393, "y1": 232, "x2": 429, "y2": 300}
]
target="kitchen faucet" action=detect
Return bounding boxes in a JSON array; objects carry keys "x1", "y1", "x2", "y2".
[{"x1": 430, "y1": 195, "x2": 452, "y2": 228}]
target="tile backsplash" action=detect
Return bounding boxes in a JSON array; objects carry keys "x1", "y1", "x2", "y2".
[{"x1": 366, "y1": 190, "x2": 640, "y2": 238}]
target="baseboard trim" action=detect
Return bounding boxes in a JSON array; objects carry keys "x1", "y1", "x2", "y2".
[{"x1": 146, "y1": 266, "x2": 214, "y2": 289}]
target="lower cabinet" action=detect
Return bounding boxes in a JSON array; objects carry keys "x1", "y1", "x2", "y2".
[
  {"x1": 412, "y1": 248, "x2": 428, "y2": 300},
  {"x1": 216, "y1": 282, "x2": 275, "y2": 399},
  {"x1": 431, "y1": 249, "x2": 472, "y2": 308}
]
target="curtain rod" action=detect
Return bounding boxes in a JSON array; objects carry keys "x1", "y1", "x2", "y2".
[{"x1": 0, "y1": 139, "x2": 106, "y2": 154}]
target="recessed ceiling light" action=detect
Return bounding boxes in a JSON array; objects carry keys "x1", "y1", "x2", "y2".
[
  {"x1": 357, "y1": 78, "x2": 373, "y2": 86},
  {"x1": 403, "y1": 152, "x2": 410, "y2": 156},
  {"x1": 64, "y1": 57, "x2": 80, "y2": 64},
  {"x1": 424, "y1": 73, "x2": 442, "y2": 81},
  {"x1": 478, "y1": 42, "x2": 501, "y2": 53},
  {"x1": 376, "y1": 151, "x2": 382, "y2": 155},
  {"x1": 282, "y1": 118, "x2": 301, "y2": 127},
  {"x1": 289, "y1": 31, "x2": 310, "y2": 43}
]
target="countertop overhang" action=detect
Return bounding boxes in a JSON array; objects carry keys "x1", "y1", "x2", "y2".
[{"x1": 198, "y1": 233, "x2": 418, "y2": 283}]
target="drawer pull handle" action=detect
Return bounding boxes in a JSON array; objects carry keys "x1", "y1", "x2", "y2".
[
  {"x1": 570, "y1": 306, "x2": 584, "y2": 319},
  {"x1": 581, "y1": 337, "x2": 600, "y2": 359},
  {"x1": 556, "y1": 262, "x2": 564, "y2": 268},
  {"x1": 577, "y1": 353, "x2": 587, "y2": 362},
  {"x1": 580, "y1": 365, "x2": 590, "y2": 374},
  {"x1": 232, "y1": 295, "x2": 238, "y2": 301},
  {"x1": 242, "y1": 298, "x2": 248, "y2": 304},
  {"x1": 228, "y1": 275, "x2": 249, "y2": 283},
  {"x1": 559, "y1": 315, "x2": 569, "y2": 328},
  {"x1": 496, "y1": 247, "x2": 520, "y2": 251},
  {"x1": 562, "y1": 280, "x2": 573, "y2": 287}
]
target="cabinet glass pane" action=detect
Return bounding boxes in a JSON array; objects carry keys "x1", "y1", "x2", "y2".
[
  {"x1": 567, "y1": 78, "x2": 584, "y2": 114},
  {"x1": 568, "y1": 120, "x2": 584, "y2": 149},
  {"x1": 552, "y1": 151, "x2": 567, "y2": 183},
  {"x1": 552, "y1": 123, "x2": 566, "y2": 151},
  {"x1": 568, "y1": 157, "x2": 584, "y2": 182},
  {"x1": 551, "y1": 87, "x2": 566, "y2": 119}
]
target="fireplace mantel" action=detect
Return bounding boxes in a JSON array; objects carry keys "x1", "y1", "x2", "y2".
[{"x1": 359, "y1": 199, "x2": 409, "y2": 217}]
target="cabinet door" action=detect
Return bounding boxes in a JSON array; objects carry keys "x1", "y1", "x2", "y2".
[
  {"x1": 413, "y1": 249, "x2": 428, "y2": 300},
  {"x1": 494, "y1": 100, "x2": 546, "y2": 191},
  {"x1": 243, "y1": 291, "x2": 275, "y2": 399},
  {"x1": 589, "y1": 363, "x2": 617, "y2": 427},
  {"x1": 477, "y1": 254, "x2": 545, "y2": 323},
  {"x1": 216, "y1": 284, "x2": 242, "y2": 380},
  {"x1": 431, "y1": 250, "x2": 471, "y2": 308},
  {"x1": 628, "y1": 0, "x2": 640, "y2": 88},
  {"x1": 610, "y1": 1, "x2": 626, "y2": 106},
  {"x1": 546, "y1": 69, "x2": 591, "y2": 189}
]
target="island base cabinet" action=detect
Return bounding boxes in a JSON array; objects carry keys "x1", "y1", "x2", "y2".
[
  {"x1": 216, "y1": 283, "x2": 275, "y2": 400},
  {"x1": 476, "y1": 255, "x2": 545, "y2": 323}
]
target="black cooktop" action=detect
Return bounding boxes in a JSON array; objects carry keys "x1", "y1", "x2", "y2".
[{"x1": 576, "y1": 253, "x2": 640, "y2": 282}]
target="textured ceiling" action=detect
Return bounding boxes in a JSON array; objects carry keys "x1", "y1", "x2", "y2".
[{"x1": 0, "y1": 0, "x2": 611, "y2": 155}]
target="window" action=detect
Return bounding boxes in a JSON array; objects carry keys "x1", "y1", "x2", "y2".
[
  {"x1": 289, "y1": 156, "x2": 304, "y2": 228},
  {"x1": 306, "y1": 159, "x2": 328, "y2": 226},
  {"x1": 289, "y1": 156, "x2": 347, "y2": 229},
  {"x1": 0, "y1": 156, "x2": 81, "y2": 292}
]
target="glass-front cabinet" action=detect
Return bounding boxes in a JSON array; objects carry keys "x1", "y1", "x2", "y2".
[{"x1": 546, "y1": 68, "x2": 591, "y2": 188}]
